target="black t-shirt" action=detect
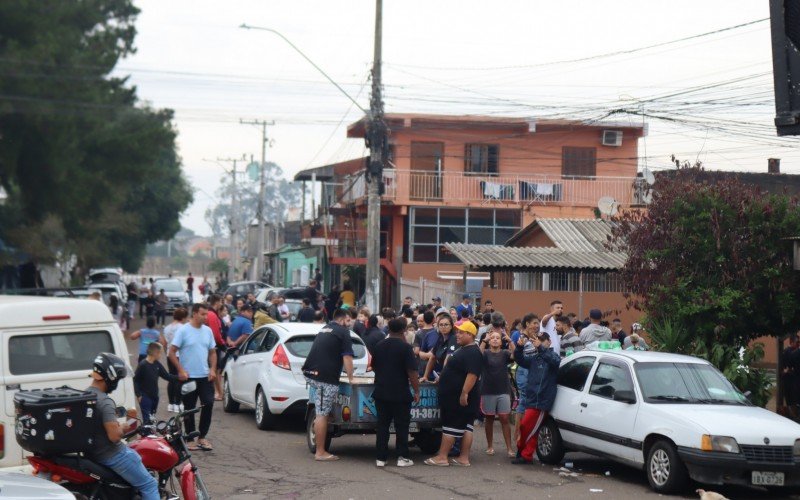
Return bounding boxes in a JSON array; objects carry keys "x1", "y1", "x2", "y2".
[
  {"x1": 302, "y1": 322, "x2": 354, "y2": 384},
  {"x1": 481, "y1": 350, "x2": 512, "y2": 395},
  {"x1": 297, "y1": 306, "x2": 315, "y2": 323},
  {"x1": 362, "y1": 327, "x2": 385, "y2": 356},
  {"x1": 371, "y1": 337, "x2": 416, "y2": 402},
  {"x1": 438, "y1": 344, "x2": 482, "y2": 410},
  {"x1": 432, "y1": 332, "x2": 459, "y2": 374},
  {"x1": 413, "y1": 327, "x2": 435, "y2": 374},
  {"x1": 353, "y1": 320, "x2": 367, "y2": 339}
]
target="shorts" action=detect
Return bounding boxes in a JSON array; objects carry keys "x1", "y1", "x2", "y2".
[
  {"x1": 306, "y1": 377, "x2": 338, "y2": 417},
  {"x1": 440, "y1": 397, "x2": 476, "y2": 438},
  {"x1": 481, "y1": 394, "x2": 511, "y2": 416}
]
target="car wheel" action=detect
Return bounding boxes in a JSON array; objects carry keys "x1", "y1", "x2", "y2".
[
  {"x1": 222, "y1": 377, "x2": 239, "y2": 413},
  {"x1": 536, "y1": 419, "x2": 566, "y2": 465},
  {"x1": 254, "y1": 387, "x2": 277, "y2": 430},
  {"x1": 414, "y1": 429, "x2": 442, "y2": 455},
  {"x1": 646, "y1": 439, "x2": 689, "y2": 494},
  {"x1": 306, "y1": 407, "x2": 332, "y2": 454}
]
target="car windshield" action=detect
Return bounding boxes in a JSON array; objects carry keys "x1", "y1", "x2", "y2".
[
  {"x1": 155, "y1": 280, "x2": 183, "y2": 292},
  {"x1": 284, "y1": 335, "x2": 367, "y2": 359},
  {"x1": 635, "y1": 362, "x2": 748, "y2": 405}
]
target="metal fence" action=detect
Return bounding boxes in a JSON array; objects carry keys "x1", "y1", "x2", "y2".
[
  {"x1": 399, "y1": 277, "x2": 463, "y2": 308},
  {"x1": 512, "y1": 271, "x2": 626, "y2": 293}
]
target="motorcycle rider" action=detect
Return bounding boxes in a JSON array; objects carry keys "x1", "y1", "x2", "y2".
[{"x1": 87, "y1": 352, "x2": 159, "y2": 500}]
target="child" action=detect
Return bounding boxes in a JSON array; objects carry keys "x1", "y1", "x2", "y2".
[
  {"x1": 131, "y1": 316, "x2": 163, "y2": 363},
  {"x1": 134, "y1": 342, "x2": 183, "y2": 424}
]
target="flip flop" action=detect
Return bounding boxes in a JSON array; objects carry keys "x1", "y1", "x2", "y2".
[
  {"x1": 197, "y1": 441, "x2": 213, "y2": 451},
  {"x1": 485, "y1": 448, "x2": 495, "y2": 456},
  {"x1": 187, "y1": 443, "x2": 200, "y2": 451},
  {"x1": 423, "y1": 458, "x2": 449, "y2": 466},
  {"x1": 449, "y1": 458, "x2": 471, "y2": 467},
  {"x1": 315, "y1": 454, "x2": 340, "y2": 462},
  {"x1": 507, "y1": 451, "x2": 516, "y2": 458}
]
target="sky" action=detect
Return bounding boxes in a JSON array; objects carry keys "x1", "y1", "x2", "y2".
[{"x1": 118, "y1": 0, "x2": 791, "y2": 236}]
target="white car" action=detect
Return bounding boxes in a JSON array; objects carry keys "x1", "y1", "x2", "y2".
[
  {"x1": 536, "y1": 349, "x2": 800, "y2": 495},
  {"x1": 0, "y1": 471, "x2": 75, "y2": 499},
  {"x1": 222, "y1": 323, "x2": 369, "y2": 429}
]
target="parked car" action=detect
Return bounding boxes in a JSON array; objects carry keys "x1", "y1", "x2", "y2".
[
  {"x1": 87, "y1": 267, "x2": 127, "y2": 302},
  {"x1": 255, "y1": 287, "x2": 284, "y2": 304},
  {"x1": 0, "y1": 471, "x2": 75, "y2": 499},
  {"x1": 152, "y1": 277, "x2": 189, "y2": 313},
  {"x1": 537, "y1": 349, "x2": 800, "y2": 495},
  {"x1": 224, "y1": 281, "x2": 271, "y2": 302},
  {"x1": 222, "y1": 323, "x2": 369, "y2": 430},
  {"x1": 87, "y1": 282, "x2": 126, "y2": 307}
]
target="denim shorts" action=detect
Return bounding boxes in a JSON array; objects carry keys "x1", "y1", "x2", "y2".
[{"x1": 306, "y1": 377, "x2": 338, "y2": 416}]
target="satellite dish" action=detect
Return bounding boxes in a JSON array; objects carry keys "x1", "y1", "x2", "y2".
[
  {"x1": 598, "y1": 196, "x2": 619, "y2": 216},
  {"x1": 642, "y1": 190, "x2": 653, "y2": 204},
  {"x1": 642, "y1": 167, "x2": 655, "y2": 185},
  {"x1": 246, "y1": 162, "x2": 260, "y2": 181}
]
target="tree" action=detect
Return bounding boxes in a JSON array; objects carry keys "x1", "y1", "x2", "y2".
[
  {"x1": 611, "y1": 160, "x2": 800, "y2": 405},
  {"x1": 0, "y1": 1, "x2": 192, "y2": 273},
  {"x1": 204, "y1": 162, "x2": 301, "y2": 238}
]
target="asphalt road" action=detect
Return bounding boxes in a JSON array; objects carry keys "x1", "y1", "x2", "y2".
[{"x1": 123, "y1": 317, "x2": 794, "y2": 500}]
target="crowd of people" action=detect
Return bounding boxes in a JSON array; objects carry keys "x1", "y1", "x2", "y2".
[{"x1": 301, "y1": 291, "x2": 648, "y2": 467}]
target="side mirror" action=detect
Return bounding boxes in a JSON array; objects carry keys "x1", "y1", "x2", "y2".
[
  {"x1": 743, "y1": 390, "x2": 753, "y2": 402},
  {"x1": 614, "y1": 390, "x2": 637, "y2": 404}
]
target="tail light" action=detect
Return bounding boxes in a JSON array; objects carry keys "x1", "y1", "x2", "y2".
[{"x1": 272, "y1": 344, "x2": 291, "y2": 370}]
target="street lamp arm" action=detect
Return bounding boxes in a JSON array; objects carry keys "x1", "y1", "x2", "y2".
[{"x1": 239, "y1": 23, "x2": 369, "y2": 115}]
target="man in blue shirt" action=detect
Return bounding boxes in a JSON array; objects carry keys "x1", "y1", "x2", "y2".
[
  {"x1": 227, "y1": 305, "x2": 254, "y2": 349},
  {"x1": 168, "y1": 303, "x2": 217, "y2": 451},
  {"x1": 455, "y1": 294, "x2": 473, "y2": 319}
]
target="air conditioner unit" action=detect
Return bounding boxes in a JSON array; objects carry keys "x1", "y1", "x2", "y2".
[{"x1": 601, "y1": 130, "x2": 623, "y2": 147}]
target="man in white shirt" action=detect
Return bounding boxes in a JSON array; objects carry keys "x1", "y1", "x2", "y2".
[{"x1": 540, "y1": 300, "x2": 563, "y2": 355}]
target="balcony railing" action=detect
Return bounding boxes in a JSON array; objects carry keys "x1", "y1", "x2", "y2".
[{"x1": 337, "y1": 169, "x2": 643, "y2": 207}]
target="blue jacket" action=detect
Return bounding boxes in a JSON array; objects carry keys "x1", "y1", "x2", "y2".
[{"x1": 515, "y1": 343, "x2": 560, "y2": 411}]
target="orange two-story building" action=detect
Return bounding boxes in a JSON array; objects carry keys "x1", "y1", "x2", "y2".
[{"x1": 295, "y1": 113, "x2": 646, "y2": 306}]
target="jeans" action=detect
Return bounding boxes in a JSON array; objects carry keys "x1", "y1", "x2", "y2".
[
  {"x1": 127, "y1": 300, "x2": 136, "y2": 319},
  {"x1": 139, "y1": 395, "x2": 158, "y2": 425},
  {"x1": 155, "y1": 309, "x2": 166, "y2": 326},
  {"x1": 167, "y1": 359, "x2": 182, "y2": 405},
  {"x1": 182, "y1": 377, "x2": 214, "y2": 438},
  {"x1": 374, "y1": 399, "x2": 411, "y2": 461},
  {"x1": 99, "y1": 446, "x2": 159, "y2": 500}
]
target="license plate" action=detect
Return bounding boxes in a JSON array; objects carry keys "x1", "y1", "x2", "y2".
[
  {"x1": 752, "y1": 471, "x2": 784, "y2": 486},
  {"x1": 388, "y1": 422, "x2": 419, "y2": 433}
]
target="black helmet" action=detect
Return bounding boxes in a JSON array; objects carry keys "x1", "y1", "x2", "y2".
[{"x1": 92, "y1": 352, "x2": 127, "y2": 393}]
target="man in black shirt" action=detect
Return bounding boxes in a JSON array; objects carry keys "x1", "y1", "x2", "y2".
[
  {"x1": 297, "y1": 298, "x2": 315, "y2": 323},
  {"x1": 362, "y1": 315, "x2": 385, "y2": 356},
  {"x1": 371, "y1": 318, "x2": 420, "y2": 467},
  {"x1": 301, "y1": 308, "x2": 354, "y2": 461},
  {"x1": 424, "y1": 321, "x2": 482, "y2": 467}
]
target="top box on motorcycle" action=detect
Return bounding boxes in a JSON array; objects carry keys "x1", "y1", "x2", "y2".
[{"x1": 14, "y1": 386, "x2": 98, "y2": 454}]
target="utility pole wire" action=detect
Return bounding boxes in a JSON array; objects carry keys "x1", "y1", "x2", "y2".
[{"x1": 239, "y1": 23, "x2": 368, "y2": 115}]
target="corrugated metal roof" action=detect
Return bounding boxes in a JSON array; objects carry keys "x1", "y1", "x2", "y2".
[
  {"x1": 444, "y1": 243, "x2": 626, "y2": 270},
  {"x1": 536, "y1": 219, "x2": 613, "y2": 252}
]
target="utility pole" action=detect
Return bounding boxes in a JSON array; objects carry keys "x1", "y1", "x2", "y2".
[
  {"x1": 364, "y1": 0, "x2": 386, "y2": 314},
  {"x1": 240, "y1": 119, "x2": 274, "y2": 282},
  {"x1": 215, "y1": 155, "x2": 246, "y2": 284}
]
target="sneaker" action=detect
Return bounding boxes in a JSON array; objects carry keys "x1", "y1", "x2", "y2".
[
  {"x1": 397, "y1": 457, "x2": 414, "y2": 467},
  {"x1": 168, "y1": 404, "x2": 175, "y2": 413},
  {"x1": 178, "y1": 404, "x2": 184, "y2": 412},
  {"x1": 376, "y1": 460, "x2": 386, "y2": 467}
]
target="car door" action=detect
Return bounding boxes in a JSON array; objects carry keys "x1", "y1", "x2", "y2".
[
  {"x1": 580, "y1": 358, "x2": 642, "y2": 463},
  {"x1": 229, "y1": 329, "x2": 266, "y2": 403},
  {"x1": 551, "y1": 355, "x2": 597, "y2": 448},
  {"x1": 237, "y1": 328, "x2": 280, "y2": 405}
]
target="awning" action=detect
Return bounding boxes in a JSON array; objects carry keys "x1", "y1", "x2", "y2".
[
  {"x1": 444, "y1": 243, "x2": 626, "y2": 271},
  {"x1": 293, "y1": 164, "x2": 335, "y2": 182}
]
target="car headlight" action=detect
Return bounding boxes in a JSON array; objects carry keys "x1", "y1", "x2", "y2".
[
  {"x1": 701, "y1": 434, "x2": 740, "y2": 453},
  {"x1": 794, "y1": 439, "x2": 800, "y2": 457}
]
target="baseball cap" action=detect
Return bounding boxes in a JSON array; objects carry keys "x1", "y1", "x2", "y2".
[
  {"x1": 432, "y1": 296, "x2": 442, "y2": 301},
  {"x1": 589, "y1": 308, "x2": 602, "y2": 320},
  {"x1": 462, "y1": 293, "x2": 470, "y2": 299},
  {"x1": 457, "y1": 321, "x2": 477, "y2": 336},
  {"x1": 537, "y1": 331, "x2": 551, "y2": 341}
]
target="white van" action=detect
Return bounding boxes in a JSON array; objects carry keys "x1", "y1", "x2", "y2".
[{"x1": 0, "y1": 296, "x2": 136, "y2": 469}]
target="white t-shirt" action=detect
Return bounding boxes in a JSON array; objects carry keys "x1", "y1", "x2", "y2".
[{"x1": 542, "y1": 317, "x2": 561, "y2": 356}]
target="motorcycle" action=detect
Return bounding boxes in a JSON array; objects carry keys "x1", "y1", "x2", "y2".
[{"x1": 27, "y1": 407, "x2": 210, "y2": 500}]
